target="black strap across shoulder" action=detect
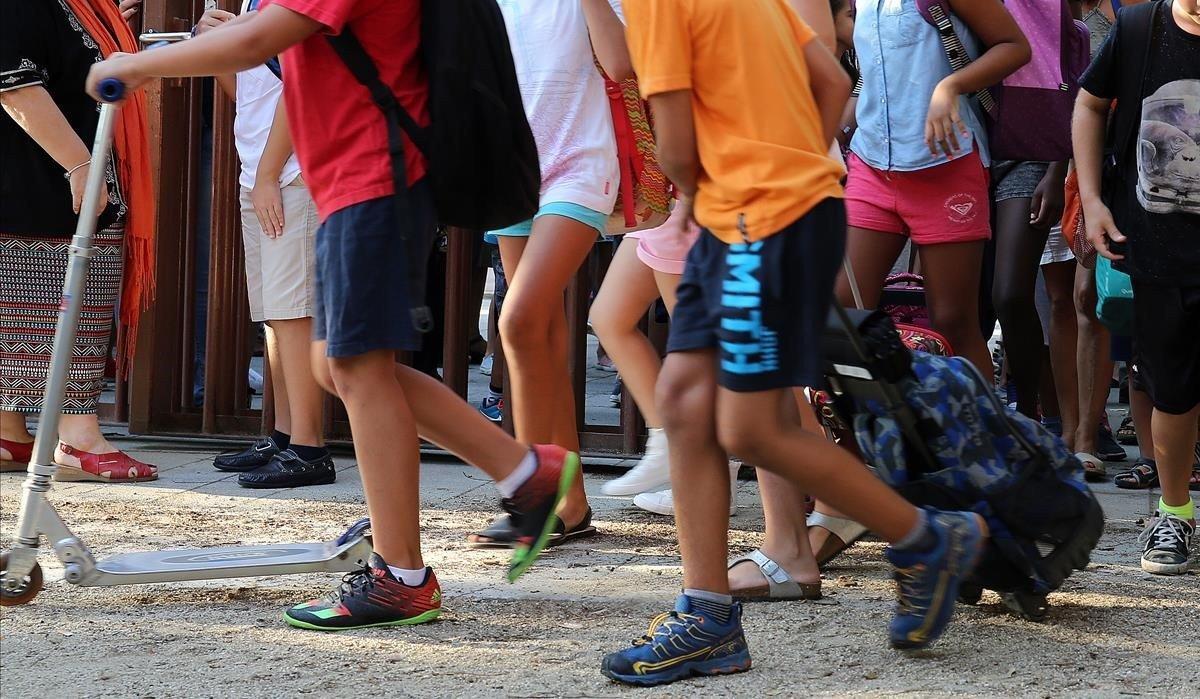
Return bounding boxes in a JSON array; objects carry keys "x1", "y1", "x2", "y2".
[
  {"x1": 324, "y1": 29, "x2": 436, "y2": 332},
  {"x1": 325, "y1": 29, "x2": 426, "y2": 243},
  {"x1": 1110, "y1": 0, "x2": 1161, "y2": 165}
]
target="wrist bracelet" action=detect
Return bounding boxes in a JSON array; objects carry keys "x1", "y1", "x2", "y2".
[{"x1": 64, "y1": 160, "x2": 90, "y2": 180}]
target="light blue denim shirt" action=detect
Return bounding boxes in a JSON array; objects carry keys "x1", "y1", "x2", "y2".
[{"x1": 850, "y1": 0, "x2": 990, "y2": 172}]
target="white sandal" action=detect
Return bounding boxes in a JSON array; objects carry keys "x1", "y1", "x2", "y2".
[
  {"x1": 728, "y1": 549, "x2": 822, "y2": 602},
  {"x1": 1074, "y1": 452, "x2": 1107, "y2": 482},
  {"x1": 807, "y1": 511, "x2": 869, "y2": 567}
]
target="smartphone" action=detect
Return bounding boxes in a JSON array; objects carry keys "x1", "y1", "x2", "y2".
[{"x1": 139, "y1": 31, "x2": 193, "y2": 44}]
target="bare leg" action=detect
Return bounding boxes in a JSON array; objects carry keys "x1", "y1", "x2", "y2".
[
  {"x1": 1043, "y1": 260, "x2": 1079, "y2": 450},
  {"x1": 991, "y1": 199, "x2": 1051, "y2": 418},
  {"x1": 1074, "y1": 265, "x2": 1112, "y2": 454},
  {"x1": 1131, "y1": 385, "x2": 1156, "y2": 459},
  {"x1": 55, "y1": 414, "x2": 123, "y2": 465},
  {"x1": 728, "y1": 395, "x2": 823, "y2": 592},
  {"x1": 919, "y1": 241, "x2": 993, "y2": 375},
  {"x1": 498, "y1": 218, "x2": 597, "y2": 525},
  {"x1": 658, "y1": 350, "x2": 734, "y2": 592},
  {"x1": 311, "y1": 341, "x2": 526, "y2": 478},
  {"x1": 1039, "y1": 350, "x2": 1059, "y2": 417},
  {"x1": 836, "y1": 227, "x2": 909, "y2": 310},
  {"x1": 270, "y1": 317, "x2": 323, "y2": 447},
  {"x1": 716, "y1": 389, "x2": 919, "y2": 546},
  {"x1": 798, "y1": 227, "x2": 908, "y2": 562},
  {"x1": 1154, "y1": 405, "x2": 1200, "y2": 512},
  {"x1": 265, "y1": 324, "x2": 292, "y2": 436},
  {"x1": 327, "y1": 350, "x2": 423, "y2": 567},
  {"x1": 590, "y1": 238, "x2": 665, "y2": 426},
  {"x1": 1, "y1": 410, "x2": 33, "y2": 453},
  {"x1": 652, "y1": 270, "x2": 682, "y2": 315}
]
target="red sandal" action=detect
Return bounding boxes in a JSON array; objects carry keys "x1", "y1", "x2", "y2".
[
  {"x1": 54, "y1": 443, "x2": 158, "y2": 483},
  {"x1": 1, "y1": 438, "x2": 34, "y2": 472}
]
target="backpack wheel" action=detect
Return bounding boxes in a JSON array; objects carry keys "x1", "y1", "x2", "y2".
[
  {"x1": 1001, "y1": 590, "x2": 1049, "y2": 622},
  {"x1": 0, "y1": 552, "x2": 43, "y2": 607},
  {"x1": 957, "y1": 583, "x2": 983, "y2": 605}
]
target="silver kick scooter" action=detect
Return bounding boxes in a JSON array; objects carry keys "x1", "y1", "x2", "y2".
[{"x1": 1, "y1": 64, "x2": 372, "y2": 606}]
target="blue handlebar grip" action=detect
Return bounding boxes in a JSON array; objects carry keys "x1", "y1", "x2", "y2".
[{"x1": 98, "y1": 78, "x2": 125, "y2": 102}]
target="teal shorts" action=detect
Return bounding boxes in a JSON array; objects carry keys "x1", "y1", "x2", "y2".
[{"x1": 484, "y1": 202, "x2": 607, "y2": 244}]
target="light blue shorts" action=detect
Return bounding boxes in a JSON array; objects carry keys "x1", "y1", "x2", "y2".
[{"x1": 483, "y1": 202, "x2": 607, "y2": 244}]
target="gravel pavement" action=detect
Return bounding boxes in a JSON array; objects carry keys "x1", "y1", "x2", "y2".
[{"x1": 2, "y1": 440, "x2": 1197, "y2": 698}]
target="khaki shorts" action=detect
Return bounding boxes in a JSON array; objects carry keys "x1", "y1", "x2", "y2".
[{"x1": 240, "y1": 177, "x2": 318, "y2": 322}]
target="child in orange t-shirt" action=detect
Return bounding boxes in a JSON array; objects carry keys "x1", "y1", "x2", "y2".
[{"x1": 602, "y1": 0, "x2": 990, "y2": 686}]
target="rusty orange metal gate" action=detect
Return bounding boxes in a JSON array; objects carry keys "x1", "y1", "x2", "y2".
[{"x1": 115, "y1": 1, "x2": 654, "y2": 458}]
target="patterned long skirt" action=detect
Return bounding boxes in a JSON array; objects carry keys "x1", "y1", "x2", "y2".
[{"x1": 0, "y1": 225, "x2": 124, "y2": 414}]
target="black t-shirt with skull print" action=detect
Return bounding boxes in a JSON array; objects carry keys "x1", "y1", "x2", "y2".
[
  {"x1": 1081, "y1": 0, "x2": 1200, "y2": 285},
  {"x1": 1, "y1": 0, "x2": 123, "y2": 236}
]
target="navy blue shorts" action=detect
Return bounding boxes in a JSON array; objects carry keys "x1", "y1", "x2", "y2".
[
  {"x1": 314, "y1": 181, "x2": 437, "y2": 358},
  {"x1": 668, "y1": 198, "x2": 846, "y2": 392}
]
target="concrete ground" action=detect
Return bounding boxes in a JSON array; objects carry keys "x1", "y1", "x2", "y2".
[{"x1": 1, "y1": 436, "x2": 1197, "y2": 698}]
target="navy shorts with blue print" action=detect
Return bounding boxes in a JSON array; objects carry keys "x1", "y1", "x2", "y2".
[
  {"x1": 314, "y1": 180, "x2": 437, "y2": 358},
  {"x1": 667, "y1": 198, "x2": 847, "y2": 392}
]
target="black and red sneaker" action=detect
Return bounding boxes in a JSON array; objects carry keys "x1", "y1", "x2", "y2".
[
  {"x1": 284, "y1": 553, "x2": 441, "y2": 631},
  {"x1": 505, "y1": 444, "x2": 580, "y2": 582}
]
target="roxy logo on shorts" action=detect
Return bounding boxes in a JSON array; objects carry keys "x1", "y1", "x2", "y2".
[{"x1": 944, "y1": 193, "x2": 980, "y2": 224}]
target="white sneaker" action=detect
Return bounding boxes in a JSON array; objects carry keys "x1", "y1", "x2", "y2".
[
  {"x1": 633, "y1": 462, "x2": 740, "y2": 516},
  {"x1": 479, "y1": 353, "x2": 494, "y2": 377},
  {"x1": 601, "y1": 429, "x2": 672, "y2": 496}
]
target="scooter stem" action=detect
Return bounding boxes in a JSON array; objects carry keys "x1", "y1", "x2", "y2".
[{"x1": 13, "y1": 102, "x2": 119, "y2": 549}]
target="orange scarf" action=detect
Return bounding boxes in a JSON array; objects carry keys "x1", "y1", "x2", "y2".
[{"x1": 65, "y1": 0, "x2": 156, "y2": 376}]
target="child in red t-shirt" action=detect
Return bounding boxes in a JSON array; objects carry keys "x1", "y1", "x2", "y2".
[{"x1": 87, "y1": 0, "x2": 578, "y2": 631}]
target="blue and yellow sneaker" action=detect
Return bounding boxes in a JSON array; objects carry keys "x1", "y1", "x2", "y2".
[
  {"x1": 885, "y1": 510, "x2": 986, "y2": 650},
  {"x1": 601, "y1": 595, "x2": 752, "y2": 686}
]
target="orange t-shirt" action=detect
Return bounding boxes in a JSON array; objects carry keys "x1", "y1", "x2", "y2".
[{"x1": 624, "y1": 0, "x2": 845, "y2": 244}]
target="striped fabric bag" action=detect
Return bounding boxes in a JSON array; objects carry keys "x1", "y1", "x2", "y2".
[{"x1": 600, "y1": 72, "x2": 671, "y2": 234}]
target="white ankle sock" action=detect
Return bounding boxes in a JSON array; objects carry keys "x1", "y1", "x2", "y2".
[
  {"x1": 496, "y1": 449, "x2": 538, "y2": 498},
  {"x1": 386, "y1": 565, "x2": 427, "y2": 586}
]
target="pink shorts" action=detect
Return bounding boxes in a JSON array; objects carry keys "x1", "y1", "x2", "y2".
[
  {"x1": 845, "y1": 150, "x2": 992, "y2": 245},
  {"x1": 625, "y1": 208, "x2": 700, "y2": 275}
]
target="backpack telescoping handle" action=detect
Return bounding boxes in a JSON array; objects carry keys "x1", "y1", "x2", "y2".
[{"x1": 24, "y1": 99, "x2": 120, "y2": 476}]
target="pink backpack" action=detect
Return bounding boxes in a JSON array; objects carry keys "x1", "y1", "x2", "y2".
[{"x1": 917, "y1": 0, "x2": 1091, "y2": 162}]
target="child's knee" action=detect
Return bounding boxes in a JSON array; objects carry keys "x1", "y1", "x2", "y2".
[
  {"x1": 992, "y1": 286, "x2": 1034, "y2": 324},
  {"x1": 499, "y1": 302, "x2": 556, "y2": 351},
  {"x1": 930, "y1": 308, "x2": 980, "y2": 347},
  {"x1": 656, "y1": 367, "x2": 708, "y2": 433},
  {"x1": 587, "y1": 298, "x2": 629, "y2": 343},
  {"x1": 716, "y1": 417, "x2": 771, "y2": 464},
  {"x1": 327, "y1": 356, "x2": 391, "y2": 402},
  {"x1": 1049, "y1": 293, "x2": 1076, "y2": 324}
]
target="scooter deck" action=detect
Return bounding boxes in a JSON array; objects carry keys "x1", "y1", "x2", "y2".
[{"x1": 80, "y1": 537, "x2": 372, "y2": 586}]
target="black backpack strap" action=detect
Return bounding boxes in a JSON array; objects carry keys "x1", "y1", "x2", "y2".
[
  {"x1": 325, "y1": 29, "x2": 437, "y2": 335},
  {"x1": 1110, "y1": 0, "x2": 1161, "y2": 163},
  {"x1": 921, "y1": 0, "x2": 997, "y2": 115},
  {"x1": 326, "y1": 31, "x2": 411, "y2": 244},
  {"x1": 326, "y1": 29, "x2": 436, "y2": 244},
  {"x1": 326, "y1": 30, "x2": 430, "y2": 153}
]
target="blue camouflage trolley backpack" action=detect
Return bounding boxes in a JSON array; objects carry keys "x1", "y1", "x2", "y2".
[{"x1": 823, "y1": 309, "x2": 1104, "y2": 621}]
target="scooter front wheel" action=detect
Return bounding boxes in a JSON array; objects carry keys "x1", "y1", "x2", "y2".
[{"x1": 0, "y1": 552, "x2": 43, "y2": 606}]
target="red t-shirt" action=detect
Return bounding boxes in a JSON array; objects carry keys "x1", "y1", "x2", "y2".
[{"x1": 269, "y1": 0, "x2": 428, "y2": 220}]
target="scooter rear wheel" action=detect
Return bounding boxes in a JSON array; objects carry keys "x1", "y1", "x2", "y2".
[{"x1": 0, "y1": 552, "x2": 43, "y2": 606}]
